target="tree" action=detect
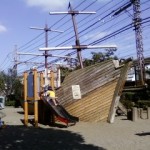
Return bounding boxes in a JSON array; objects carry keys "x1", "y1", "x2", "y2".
[
  {"x1": 59, "y1": 66, "x2": 73, "y2": 83},
  {"x1": 83, "y1": 49, "x2": 117, "y2": 67},
  {"x1": 60, "y1": 50, "x2": 117, "y2": 80},
  {"x1": 0, "y1": 71, "x2": 6, "y2": 95},
  {"x1": 0, "y1": 68, "x2": 23, "y2": 107}
]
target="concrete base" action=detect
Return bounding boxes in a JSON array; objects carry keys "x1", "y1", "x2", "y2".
[
  {"x1": 147, "y1": 107, "x2": 150, "y2": 119},
  {"x1": 132, "y1": 107, "x2": 138, "y2": 122}
]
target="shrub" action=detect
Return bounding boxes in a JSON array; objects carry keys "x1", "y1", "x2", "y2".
[{"x1": 5, "y1": 100, "x2": 15, "y2": 106}]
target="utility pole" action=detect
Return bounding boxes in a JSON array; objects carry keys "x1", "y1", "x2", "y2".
[
  {"x1": 133, "y1": 0, "x2": 145, "y2": 85},
  {"x1": 45, "y1": 24, "x2": 48, "y2": 69},
  {"x1": 49, "y1": 3, "x2": 96, "y2": 69},
  {"x1": 113, "y1": 0, "x2": 145, "y2": 85}
]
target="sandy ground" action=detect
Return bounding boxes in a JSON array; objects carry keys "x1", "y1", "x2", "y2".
[{"x1": 0, "y1": 107, "x2": 150, "y2": 150}]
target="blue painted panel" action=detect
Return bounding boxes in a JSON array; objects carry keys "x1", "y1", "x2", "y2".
[{"x1": 27, "y1": 74, "x2": 34, "y2": 97}]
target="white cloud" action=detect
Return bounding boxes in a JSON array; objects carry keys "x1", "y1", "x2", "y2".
[
  {"x1": 25, "y1": 0, "x2": 70, "y2": 11},
  {"x1": 0, "y1": 24, "x2": 7, "y2": 33}
]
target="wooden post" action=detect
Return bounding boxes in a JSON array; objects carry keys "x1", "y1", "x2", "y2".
[
  {"x1": 147, "y1": 107, "x2": 150, "y2": 119},
  {"x1": 24, "y1": 72, "x2": 28, "y2": 126},
  {"x1": 50, "y1": 70, "x2": 55, "y2": 124},
  {"x1": 50, "y1": 71, "x2": 55, "y2": 90},
  {"x1": 132, "y1": 107, "x2": 138, "y2": 122},
  {"x1": 57, "y1": 68, "x2": 61, "y2": 88},
  {"x1": 39, "y1": 72, "x2": 46, "y2": 124},
  {"x1": 33, "y1": 69, "x2": 38, "y2": 127},
  {"x1": 109, "y1": 96, "x2": 120, "y2": 123},
  {"x1": 40, "y1": 72, "x2": 44, "y2": 92},
  {"x1": 108, "y1": 61, "x2": 132, "y2": 123}
]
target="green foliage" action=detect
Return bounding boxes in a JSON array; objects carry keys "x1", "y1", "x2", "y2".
[
  {"x1": 136, "y1": 100, "x2": 150, "y2": 109},
  {"x1": 61, "y1": 51, "x2": 117, "y2": 82},
  {"x1": 0, "y1": 68, "x2": 23, "y2": 107},
  {"x1": 0, "y1": 71, "x2": 6, "y2": 94},
  {"x1": 60, "y1": 66, "x2": 73, "y2": 83},
  {"x1": 92, "y1": 52, "x2": 104, "y2": 63},
  {"x1": 121, "y1": 99, "x2": 134, "y2": 109},
  {"x1": 5, "y1": 100, "x2": 15, "y2": 106},
  {"x1": 83, "y1": 59, "x2": 93, "y2": 67},
  {"x1": 121, "y1": 89, "x2": 150, "y2": 109},
  {"x1": 83, "y1": 51, "x2": 117, "y2": 67},
  {"x1": 120, "y1": 92, "x2": 135, "y2": 109}
]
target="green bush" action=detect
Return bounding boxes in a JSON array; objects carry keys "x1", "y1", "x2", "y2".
[
  {"x1": 5, "y1": 100, "x2": 15, "y2": 106},
  {"x1": 137, "y1": 100, "x2": 150, "y2": 109},
  {"x1": 121, "y1": 90, "x2": 150, "y2": 109},
  {"x1": 121, "y1": 99, "x2": 134, "y2": 109}
]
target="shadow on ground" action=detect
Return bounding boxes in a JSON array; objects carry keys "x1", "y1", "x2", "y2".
[
  {"x1": 135, "y1": 132, "x2": 150, "y2": 136},
  {"x1": 0, "y1": 125, "x2": 106, "y2": 150}
]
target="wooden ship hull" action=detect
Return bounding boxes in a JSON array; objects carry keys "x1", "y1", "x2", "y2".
[{"x1": 56, "y1": 59, "x2": 132, "y2": 122}]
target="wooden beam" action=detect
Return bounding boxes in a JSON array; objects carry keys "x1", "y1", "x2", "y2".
[
  {"x1": 40, "y1": 72, "x2": 44, "y2": 92},
  {"x1": 33, "y1": 69, "x2": 38, "y2": 127},
  {"x1": 39, "y1": 45, "x2": 117, "y2": 51},
  {"x1": 50, "y1": 71, "x2": 55, "y2": 91},
  {"x1": 108, "y1": 61, "x2": 132, "y2": 123},
  {"x1": 24, "y1": 72, "x2": 28, "y2": 126}
]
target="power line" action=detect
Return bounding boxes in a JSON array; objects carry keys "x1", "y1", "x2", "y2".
[
  {"x1": 16, "y1": 0, "x2": 148, "y2": 74},
  {"x1": 18, "y1": 32, "x2": 45, "y2": 50}
]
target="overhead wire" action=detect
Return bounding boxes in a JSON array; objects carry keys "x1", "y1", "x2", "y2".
[
  {"x1": 18, "y1": 0, "x2": 101, "y2": 66},
  {"x1": 17, "y1": 0, "x2": 87, "y2": 53},
  {"x1": 16, "y1": 0, "x2": 90, "y2": 73},
  {"x1": 46, "y1": 0, "x2": 99, "y2": 47},
  {"x1": 16, "y1": 0, "x2": 150, "y2": 74},
  {"x1": 17, "y1": 0, "x2": 132, "y2": 72},
  {"x1": 50, "y1": 1, "x2": 131, "y2": 49},
  {"x1": 18, "y1": 32, "x2": 45, "y2": 51},
  {"x1": 19, "y1": 0, "x2": 125, "y2": 55}
]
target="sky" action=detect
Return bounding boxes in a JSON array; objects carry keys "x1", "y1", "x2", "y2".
[
  {"x1": 0, "y1": 0, "x2": 72, "y2": 72},
  {"x1": 0, "y1": 0, "x2": 150, "y2": 75}
]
